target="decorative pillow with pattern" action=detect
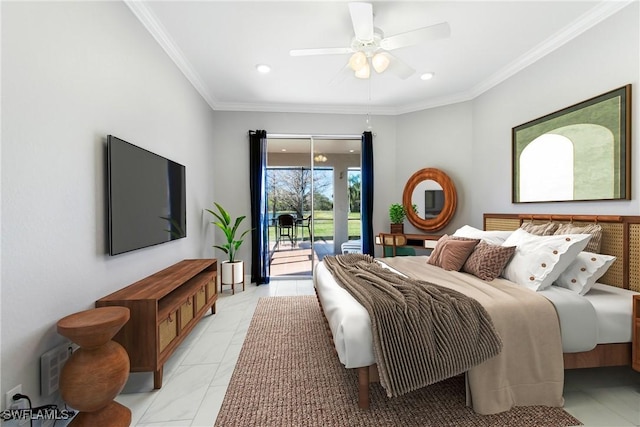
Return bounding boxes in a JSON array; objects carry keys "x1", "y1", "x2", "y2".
[
  {"x1": 554, "y1": 252, "x2": 616, "y2": 295},
  {"x1": 554, "y1": 223, "x2": 603, "y2": 253},
  {"x1": 520, "y1": 221, "x2": 559, "y2": 236},
  {"x1": 501, "y1": 228, "x2": 591, "y2": 291},
  {"x1": 462, "y1": 241, "x2": 516, "y2": 281}
]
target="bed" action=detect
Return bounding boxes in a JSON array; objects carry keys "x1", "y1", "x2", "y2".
[{"x1": 313, "y1": 213, "x2": 640, "y2": 414}]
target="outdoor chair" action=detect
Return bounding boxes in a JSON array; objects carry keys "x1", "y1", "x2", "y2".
[
  {"x1": 299, "y1": 215, "x2": 313, "y2": 242},
  {"x1": 276, "y1": 214, "x2": 296, "y2": 248}
]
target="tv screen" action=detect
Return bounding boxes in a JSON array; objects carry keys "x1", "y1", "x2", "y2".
[
  {"x1": 424, "y1": 190, "x2": 444, "y2": 217},
  {"x1": 107, "y1": 135, "x2": 186, "y2": 255}
]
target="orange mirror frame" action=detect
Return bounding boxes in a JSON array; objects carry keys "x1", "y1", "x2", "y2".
[{"x1": 402, "y1": 168, "x2": 457, "y2": 232}]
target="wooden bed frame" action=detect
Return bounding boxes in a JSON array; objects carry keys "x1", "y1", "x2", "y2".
[
  {"x1": 484, "y1": 213, "x2": 640, "y2": 371},
  {"x1": 317, "y1": 212, "x2": 640, "y2": 409}
]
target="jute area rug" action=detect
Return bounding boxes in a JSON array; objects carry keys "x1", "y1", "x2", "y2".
[{"x1": 215, "y1": 296, "x2": 582, "y2": 427}]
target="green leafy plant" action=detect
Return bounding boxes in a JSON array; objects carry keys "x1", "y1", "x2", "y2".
[
  {"x1": 389, "y1": 203, "x2": 418, "y2": 224},
  {"x1": 389, "y1": 203, "x2": 406, "y2": 224},
  {"x1": 206, "y1": 202, "x2": 251, "y2": 263}
]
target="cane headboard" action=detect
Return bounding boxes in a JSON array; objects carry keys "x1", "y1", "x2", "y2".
[{"x1": 484, "y1": 213, "x2": 640, "y2": 292}]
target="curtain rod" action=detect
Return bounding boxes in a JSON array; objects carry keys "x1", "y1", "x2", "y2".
[{"x1": 267, "y1": 133, "x2": 362, "y2": 140}]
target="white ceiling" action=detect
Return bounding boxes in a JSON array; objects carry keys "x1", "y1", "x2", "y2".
[{"x1": 129, "y1": 1, "x2": 632, "y2": 115}]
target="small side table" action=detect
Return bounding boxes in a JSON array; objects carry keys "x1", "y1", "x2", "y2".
[
  {"x1": 57, "y1": 306, "x2": 131, "y2": 427},
  {"x1": 633, "y1": 295, "x2": 639, "y2": 372}
]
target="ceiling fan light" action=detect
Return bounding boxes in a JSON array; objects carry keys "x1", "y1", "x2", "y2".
[
  {"x1": 348, "y1": 51, "x2": 367, "y2": 71},
  {"x1": 372, "y1": 53, "x2": 390, "y2": 73},
  {"x1": 355, "y1": 62, "x2": 370, "y2": 79},
  {"x1": 314, "y1": 154, "x2": 327, "y2": 163}
]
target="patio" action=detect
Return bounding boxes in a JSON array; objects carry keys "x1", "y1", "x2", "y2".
[{"x1": 268, "y1": 240, "x2": 335, "y2": 277}]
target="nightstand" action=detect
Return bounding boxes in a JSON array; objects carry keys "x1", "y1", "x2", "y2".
[{"x1": 633, "y1": 295, "x2": 639, "y2": 372}]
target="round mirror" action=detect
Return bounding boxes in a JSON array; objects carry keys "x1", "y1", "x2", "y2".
[{"x1": 402, "y1": 168, "x2": 457, "y2": 232}]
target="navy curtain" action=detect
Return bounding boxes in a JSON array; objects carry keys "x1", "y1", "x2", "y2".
[
  {"x1": 249, "y1": 130, "x2": 269, "y2": 284},
  {"x1": 361, "y1": 131, "x2": 374, "y2": 255}
]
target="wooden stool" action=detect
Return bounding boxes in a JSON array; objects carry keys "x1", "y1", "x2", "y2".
[{"x1": 57, "y1": 306, "x2": 131, "y2": 427}]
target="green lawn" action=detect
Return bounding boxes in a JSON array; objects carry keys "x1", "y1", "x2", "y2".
[{"x1": 268, "y1": 211, "x2": 361, "y2": 242}]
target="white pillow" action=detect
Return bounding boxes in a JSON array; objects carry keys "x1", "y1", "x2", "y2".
[
  {"x1": 554, "y1": 252, "x2": 616, "y2": 295},
  {"x1": 452, "y1": 225, "x2": 513, "y2": 246},
  {"x1": 501, "y1": 228, "x2": 591, "y2": 291}
]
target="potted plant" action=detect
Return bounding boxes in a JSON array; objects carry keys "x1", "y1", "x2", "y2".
[
  {"x1": 389, "y1": 203, "x2": 406, "y2": 234},
  {"x1": 389, "y1": 203, "x2": 418, "y2": 233},
  {"x1": 206, "y1": 202, "x2": 251, "y2": 293}
]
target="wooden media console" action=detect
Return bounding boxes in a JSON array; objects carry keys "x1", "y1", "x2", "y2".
[{"x1": 96, "y1": 259, "x2": 217, "y2": 388}]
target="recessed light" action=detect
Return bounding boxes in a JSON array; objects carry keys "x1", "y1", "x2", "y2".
[
  {"x1": 349, "y1": 149, "x2": 355, "y2": 153},
  {"x1": 281, "y1": 148, "x2": 286, "y2": 152},
  {"x1": 420, "y1": 72, "x2": 435, "y2": 81},
  {"x1": 256, "y1": 64, "x2": 271, "y2": 74}
]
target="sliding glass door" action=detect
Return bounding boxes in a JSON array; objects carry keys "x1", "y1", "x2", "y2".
[{"x1": 266, "y1": 135, "x2": 361, "y2": 278}]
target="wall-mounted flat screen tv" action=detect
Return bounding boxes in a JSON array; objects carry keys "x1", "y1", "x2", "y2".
[{"x1": 107, "y1": 135, "x2": 186, "y2": 255}]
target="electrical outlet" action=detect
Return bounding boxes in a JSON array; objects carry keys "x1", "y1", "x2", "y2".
[{"x1": 5, "y1": 384, "x2": 22, "y2": 410}]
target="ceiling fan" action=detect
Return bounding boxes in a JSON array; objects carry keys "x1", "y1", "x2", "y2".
[{"x1": 289, "y1": 2, "x2": 450, "y2": 80}]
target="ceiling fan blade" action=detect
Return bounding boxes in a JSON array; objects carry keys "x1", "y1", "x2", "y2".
[
  {"x1": 385, "y1": 53, "x2": 416, "y2": 80},
  {"x1": 380, "y1": 22, "x2": 451, "y2": 51},
  {"x1": 348, "y1": 2, "x2": 374, "y2": 41},
  {"x1": 289, "y1": 47, "x2": 354, "y2": 57}
]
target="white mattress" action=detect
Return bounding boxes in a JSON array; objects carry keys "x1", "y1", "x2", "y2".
[{"x1": 314, "y1": 259, "x2": 638, "y2": 369}]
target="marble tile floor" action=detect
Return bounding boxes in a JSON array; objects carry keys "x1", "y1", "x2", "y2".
[
  {"x1": 114, "y1": 279, "x2": 316, "y2": 427},
  {"x1": 106, "y1": 279, "x2": 640, "y2": 427}
]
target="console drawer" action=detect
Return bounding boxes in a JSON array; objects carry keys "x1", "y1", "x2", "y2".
[
  {"x1": 179, "y1": 298, "x2": 194, "y2": 330},
  {"x1": 158, "y1": 311, "x2": 178, "y2": 353}
]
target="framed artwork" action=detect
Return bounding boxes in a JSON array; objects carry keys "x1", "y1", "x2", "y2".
[{"x1": 512, "y1": 84, "x2": 631, "y2": 203}]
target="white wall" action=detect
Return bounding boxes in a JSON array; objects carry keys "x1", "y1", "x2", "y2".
[
  {"x1": 392, "y1": 2, "x2": 639, "y2": 231},
  {"x1": 395, "y1": 102, "x2": 474, "y2": 235},
  {"x1": 1, "y1": 1, "x2": 217, "y2": 405},
  {"x1": 470, "y1": 2, "x2": 639, "y2": 226}
]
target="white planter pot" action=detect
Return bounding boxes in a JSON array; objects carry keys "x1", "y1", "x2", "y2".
[{"x1": 221, "y1": 260, "x2": 244, "y2": 285}]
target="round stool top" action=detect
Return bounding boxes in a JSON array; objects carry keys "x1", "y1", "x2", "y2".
[{"x1": 57, "y1": 306, "x2": 130, "y2": 348}]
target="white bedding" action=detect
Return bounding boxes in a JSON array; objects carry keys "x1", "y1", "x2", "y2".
[
  {"x1": 587, "y1": 283, "x2": 638, "y2": 343},
  {"x1": 314, "y1": 260, "x2": 374, "y2": 368},
  {"x1": 314, "y1": 258, "x2": 638, "y2": 369}
]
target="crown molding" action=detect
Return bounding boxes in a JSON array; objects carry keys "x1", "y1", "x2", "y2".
[
  {"x1": 124, "y1": 0, "x2": 218, "y2": 111},
  {"x1": 211, "y1": 101, "x2": 399, "y2": 116},
  {"x1": 126, "y1": 0, "x2": 634, "y2": 116},
  {"x1": 468, "y1": 0, "x2": 634, "y2": 99}
]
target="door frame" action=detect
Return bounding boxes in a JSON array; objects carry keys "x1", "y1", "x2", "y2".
[{"x1": 266, "y1": 133, "x2": 362, "y2": 279}]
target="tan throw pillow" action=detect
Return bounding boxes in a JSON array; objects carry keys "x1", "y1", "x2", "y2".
[
  {"x1": 463, "y1": 241, "x2": 516, "y2": 281},
  {"x1": 520, "y1": 221, "x2": 559, "y2": 236},
  {"x1": 428, "y1": 235, "x2": 477, "y2": 267},
  {"x1": 554, "y1": 223, "x2": 603, "y2": 253},
  {"x1": 427, "y1": 234, "x2": 451, "y2": 266},
  {"x1": 437, "y1": 239, "x2": 480, "y2": 271}
]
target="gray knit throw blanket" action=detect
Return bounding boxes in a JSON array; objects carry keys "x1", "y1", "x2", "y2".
[{"x1": 322, "y1": 254, "x2": 503, "y2": 398}]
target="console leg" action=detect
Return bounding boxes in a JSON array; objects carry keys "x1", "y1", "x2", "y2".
[{"x1": 153, "y1": 366, "x2": 163, "y2": 389}]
